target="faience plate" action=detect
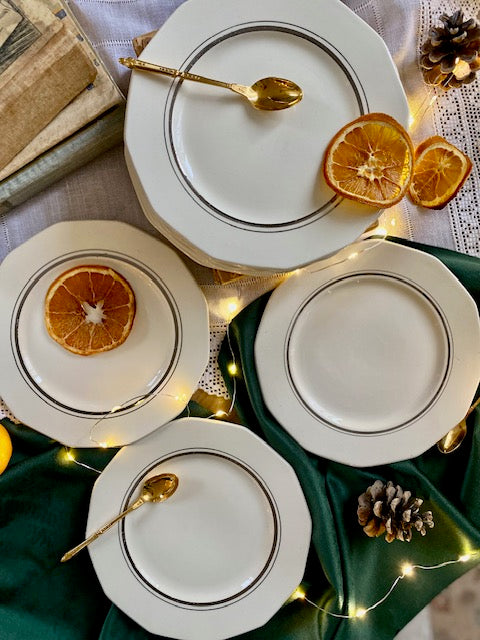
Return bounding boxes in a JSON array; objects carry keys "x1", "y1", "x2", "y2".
[
  {"x1": 254, "y1": 240, "x2": 480, "y2": 465},
  {"x1": 87, "y1": 417, "x2": 311, "y2": 639},
  {"x1": 0, "y1": 221, "x2": 209, "y2": 447},
  {"x1": 125, "y1": 0, "x2": 409, "y2": 274}
]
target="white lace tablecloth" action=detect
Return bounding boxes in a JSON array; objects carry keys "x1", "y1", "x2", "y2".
[{"x1": 1, "y1": 1, "x2": 478, "y2": 635}]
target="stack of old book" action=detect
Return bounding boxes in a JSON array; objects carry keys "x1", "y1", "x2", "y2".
[{"x1": 0, "y1": 0, "x2": 124, "y2": 211}]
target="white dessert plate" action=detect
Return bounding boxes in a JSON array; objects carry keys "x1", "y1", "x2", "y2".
[
  {"x1": 255, "y1": 240, "x2": 480, "y2": 466},
  {"x1": 87, "y1": 417, "x2": 311, "y2": 640},
  {"x1": 125, "y1": 0, "x2": 409, "y2": 274},
  {"x1": 0, "y1": 221, "x2": 209, "y2": 447}
]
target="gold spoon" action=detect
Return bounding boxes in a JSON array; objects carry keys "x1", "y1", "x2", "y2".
[
  {"x1": 119, "y1": 57, "x2": 303, "y2": 111},
  {"x1": 437, "y1": 396, "x2": 480, "y2": 454},
  {"x1": 60, "y1": 472, "x2": 179, "y2": 562}
]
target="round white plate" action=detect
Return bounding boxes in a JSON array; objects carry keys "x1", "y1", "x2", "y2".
[
  {"x1": 255, "y1": 240, "x2": 480, "y2": 466},
  {"x1": 87, "y1": 417, "x2": 311, "y2": 640},
  {"x1": 125, "y1": 0, "x2": 409, "y2": 274},
  {"x1": 0, "y1": 222, "x2": 209, "y2": 447}
]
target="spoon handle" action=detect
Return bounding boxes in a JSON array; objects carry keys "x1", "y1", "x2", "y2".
[
  {"x1": 119, "y1": 57, "x2": 232, "y2": 89},
  {"x1": 466, "y1": 395, "x2": 480, "y2": 417},
  {"x1": 60, "y1": 497, "x2": 144, "y2": 562}
]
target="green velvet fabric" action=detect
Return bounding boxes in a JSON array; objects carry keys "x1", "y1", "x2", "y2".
[
  {"x1": 217, "y1": 237, "x2": 480, "y2": 640},
  {"x1": 0, "y1": 404, "x2": 204, "y2": 640},
  {"x1": 0, "y1": 238, "x2": 479, "y2": 640}
]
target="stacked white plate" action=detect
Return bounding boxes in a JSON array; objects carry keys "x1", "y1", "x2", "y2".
[{"x1": 125, "y1": 0, "x2": 409, "y2": 275}]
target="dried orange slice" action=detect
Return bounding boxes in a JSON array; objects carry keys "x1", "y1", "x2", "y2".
[
  {"x1": 408, "y1": 136, "x2": 472, "y2": 209},
  {"x1": 323, "y1": 113, "x2": 414, "y2": 207},
  {"x1": 45, "y1": 265, "x2": 136, "y2": 356}
]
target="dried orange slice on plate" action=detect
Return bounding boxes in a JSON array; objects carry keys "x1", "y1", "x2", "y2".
[
  {"x1": 323, "y1": 112, "x2": 414, "y2": 208},
  {"x1": 45, "y1": 265, "x2": 136, "y2": 356},
  {"x1": 408, "y1": 135, "x2": 472, "y2": 209}
]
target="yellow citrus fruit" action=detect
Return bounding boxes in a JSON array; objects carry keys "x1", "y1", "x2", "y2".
[
  {"x1": 44, "y1": 265, "x2": 136, "y2": 356},
  {"x1": 323, "y1": 112, "x2": 414, "y2": 207},
  {"x1": 0, "y1": 423, "x2": 12, "y2": 474},
  {"x1": 408, "y1": 135, "x2": 472, "y2": 209}
]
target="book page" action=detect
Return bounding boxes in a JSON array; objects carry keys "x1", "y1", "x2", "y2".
[
  {"x1": 0, "y1": 0, "x2": 62, "y2": 80},
  {"x1": 0, "y1": 1, "x2": 22, "y2": 48}
]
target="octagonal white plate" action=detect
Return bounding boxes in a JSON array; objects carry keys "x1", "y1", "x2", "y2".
[
  {"x1": 125, "y1": 0, "x2": 409, "y2": 274},
  {"x1": 0, "y1": 221, "x2": 209, "y2": 447},
  {"x1": 87, "y1": 417, "x2": 311, "y2": 640},
  {"x1": 255, "y1": 240, "x2": 480, "y2": 466}
]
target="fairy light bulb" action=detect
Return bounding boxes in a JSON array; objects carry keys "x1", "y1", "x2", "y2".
[
  {"x1": 227, "y1": 300, "x2": 238, "y2": 315},
  {"x1": 355, "y1": 608, "x2": 367, "y2": 619},
  {"x1": 174, "y1": 392, "x2": 188, "y2": 403},
  {"x1": 227, "y1": 362, "x2": 238, "y2": 376},
  {"x1": 402, "y1": 563, "x2": 414, "y2": 577},
  {"x1": 459, "y1": 554, "x2": 471, "y2": 562},
  {"x1": 218, "y1": 296, "x2": 241, "y2": 321},
  {"x1": 215, "y1": 410, "x2": 227, "y2": 418},
  {"x1": 291, "y1": 587, "x2": 305, "y2": 601}
]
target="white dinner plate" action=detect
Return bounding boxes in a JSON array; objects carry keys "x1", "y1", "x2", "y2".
[
  {"x1": 255, "y1": 240, "x2": 480, "y2": 466},
  {"x1": 87, "y1": 417, "x2": 311, "y2": 640},
  {"x1": 0, "y1": 221, "x2": 209, "y2": 447},
  {"x1": 125, "y1": 0, "x2": 409, "y2": 274}
]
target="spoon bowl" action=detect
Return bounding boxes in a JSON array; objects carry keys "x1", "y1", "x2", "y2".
[
  {"x1": 437, "y1": 418, "x2": 468, "y2": 454},
  {"x1": 142, "y1": 473, "x2": 179, "y2": 503},
  {"x1": 247, "y1": 77, "x2": 304, "y2": 110},
  {"x1": 437, "y1": 396, "x2": 480, "y2": 454},
  {"x1": 119, "y1": 57, "x2": 303, "y2": 111}
]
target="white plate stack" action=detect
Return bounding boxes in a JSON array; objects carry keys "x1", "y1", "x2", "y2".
[{"x1": 125, "y1": 0, "x2": 409, "y2": 275}]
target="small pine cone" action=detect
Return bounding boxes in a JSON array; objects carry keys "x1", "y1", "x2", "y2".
[
  {"x1": 357, "y1": 480, "x2": 434, "y2": 543},
  {"x1": 420, "y1": 10, "x2": 480, "y2": 90}
]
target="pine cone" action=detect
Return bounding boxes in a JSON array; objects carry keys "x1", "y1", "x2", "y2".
[
  {"x1": 420, "y1": 10, "x2": 480, "y2": 89},
  {"x1": 357, "y1": 480, "x2": 434, "y2": 543}
]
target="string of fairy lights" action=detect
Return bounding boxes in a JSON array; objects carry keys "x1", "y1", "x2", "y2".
[
  {"x1": 61, "y1": 292, "x2": 241, "y2": 471},
  {"x1": 61, "y1": 224, "x2": 389, "y2": 468},
  {"x1": 2, "y1": 35, "x2": 479, "y2": 628},
  {"x1": 287, "y1": 551, "x2": 480, "y2": 620},
  {"x1": 53, "y1": 224, "x2": 480, "y2": 621},
  {"x1": 12, "y1": 50, "x2": 453, "y2": 475}
]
